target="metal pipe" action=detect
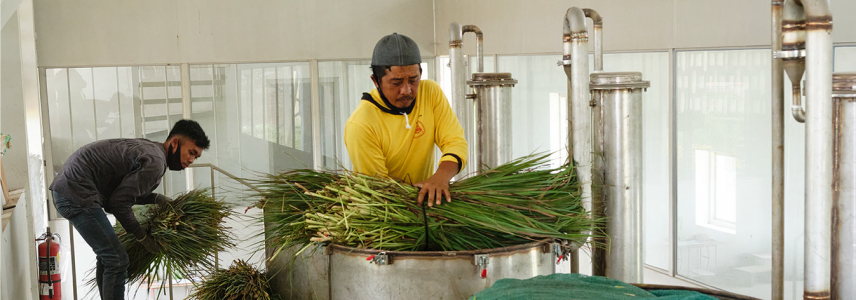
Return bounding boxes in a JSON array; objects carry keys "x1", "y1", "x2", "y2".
[
  {"x1": 801, "y1": 0, "x2": 833, "y2": 299},
  {"x1": 181, "y1": 63, "x2": 195, "y2": 191},
  {"x1": 563, "y1": 6, "x2": 591, "y2": 275},
  {"x1": 168, "y1": 266, "x2": 174, "y2": 300},
  {"x1": 668, "y1": 48, "x2": 677, "y2": 278},
  {"x1": 832, "y1": 73, "x2": 856, "y2": 300},
  {"x1": 69, "y1": 223, "x2": 78, "y2": 300},
  {"x1": 210, "y1": 167, "x2": 219, "y2": 271},
  {"x1": 461, "y1": 25, "x2": 484, "y2": 73},
  {"x1": 782, "y1": 0, "x2": 807, "y2": 123},
  {"x1": 449, "y1": 23, "x2": 477, "y2": 177},
  {"x1": 771, "y1": 1, "x2": 785, "y2": 299},
  {"x1": 310, "y1": 60, "x2": 323, "y2": 170},
  {"x1": 188, "y1": 163, "x2": 264, "y2": 194},
  {"x1": 592, "y1": 72, "x2": 649, "y2": 283},
  {"x1": 793, "y1": 86, "x2": 807, "y2": 122},
  {"x1": 583, "y1": 9, "x2": 603, "y2": 72}
]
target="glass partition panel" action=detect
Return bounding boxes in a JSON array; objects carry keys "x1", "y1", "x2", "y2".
[
  {"x1": 46, "y1": 65, "x2": 189, "y2": 299},
  {"x1": 187, "y1": 62, "x2": 314, "y2": 190},
  {"x1": 188, "y1": 62, "x2": 313, "y2": 281},
  {"x1": 46, "y1": 65, "x2": 186, "y2": 195},
  {"x1": 318, "y1": 60, "x2": 372, "y2": 170},
  {"x1": 496, "y1": 55, "x2": 567, "y2": 167},
  {"x1": 675, "y1": 49, "x2": 772, "y2": 299},
  {"x1": 601, "y1": 52, "x2": 671, "y2": 271},
  {"x1": 834, "y1": 46, "x2": 856, "y2": 72}
]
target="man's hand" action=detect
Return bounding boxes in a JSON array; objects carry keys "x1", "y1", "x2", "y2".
[
  {"x1": 137, "y1": 234, "x2": 158, "y2": 254},
  {"x1": 154, "y1": 193, "x2": 173, "y2": 206},
  {"x1": 414, "y1": 161, "x2": 459, "y2": 207}
]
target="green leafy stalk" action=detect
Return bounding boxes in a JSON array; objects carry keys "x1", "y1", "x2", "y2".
[
  {"x1": 256, "y1": 153, "x2": 600, "y2": 257},
  {"x1": 188, "y1": 259, "x2": 279, "y2": 300},
  {"x1": 89, "y1": 189, "x2": 235, "y2": 293}
]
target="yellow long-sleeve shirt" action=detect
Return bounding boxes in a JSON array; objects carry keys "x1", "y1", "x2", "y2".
[{"x1": 344, "y1": 79, "x2": 468, "y2": 183}]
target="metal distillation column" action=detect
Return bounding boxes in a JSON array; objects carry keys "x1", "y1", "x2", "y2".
[
  {"x1": 832, "y1": 73, "x2": 856, "y2": 300},
  {"x1": 591, "y1": 72, "x2": 649, "y2": 283},
  {"x1": 467, "y1": 73, "x2": 517, "y2": 169}
]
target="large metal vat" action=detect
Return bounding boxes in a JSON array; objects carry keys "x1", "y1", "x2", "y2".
[{"x1": 268, "y1": 239, "x2": 571, "y2": 300}]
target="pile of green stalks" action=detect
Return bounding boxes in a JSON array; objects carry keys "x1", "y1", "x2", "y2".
[
  {"x1": 188, "y1": 259, "x2": 279, "y2": 300},
  {"x1": 99, "y1": 189, "x2": 235, "y2": 289},
  {"x1": 255, "y1": 154, "x2": 596, "y2": 258}
]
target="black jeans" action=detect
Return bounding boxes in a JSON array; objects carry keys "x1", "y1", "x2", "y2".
[{"x1": 52, "y1": 191, "x2": 128, "y2": 300}]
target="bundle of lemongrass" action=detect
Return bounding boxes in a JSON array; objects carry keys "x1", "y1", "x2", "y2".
[
  {"x1": 106, "y1": 189, "x2": 235, "y2": 288},
  {"x1": 188, "y1": 259, "x2": 278, "y2": 300},
  {"x1": 256, "y1": 154, "x2": 594, "y2": 256}
]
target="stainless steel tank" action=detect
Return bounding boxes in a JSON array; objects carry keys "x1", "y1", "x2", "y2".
[
  {"x1": 590, "y1": 72, "x2": 649, "y2": 283},
  {"x1": 832, "y1": 72, "x2": 856, "y2": 299},
  {"x1": 268, "y1": 239, "x2": 571, "y2": 300},
  {"x1": 467, "y1": 72, "x2": 518, "y2": 171}
]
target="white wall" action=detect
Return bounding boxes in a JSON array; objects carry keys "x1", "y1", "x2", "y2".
[
  {"x1": 2, "y1": 192, "x2": 37, "y2": 300},
  {"x1": 32, "y1": 0, "x2": 856, "y2": 67},
  {"x1": 1, "y1": 9, "x2": 26, "y2": 190},
  {"x1": 434, "y1": 0, "x2": 856, "y2": 55},
  {"x1": 33, "y1": 0, "x2": 435, "y2": 67}
]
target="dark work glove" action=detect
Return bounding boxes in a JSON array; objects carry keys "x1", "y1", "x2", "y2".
[
  {"x1": 137, "y1": 234, "x2": 158, "y2": 254},
  {"x1": 154, "y1": 193, "x2": 173, "y2": 206}
]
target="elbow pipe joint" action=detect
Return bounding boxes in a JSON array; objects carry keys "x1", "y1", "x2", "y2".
[
  {"x1": 449, "y1": 23, "x2": 485, "y2": 73},
  {"x1": 462, "y1": 25, "x2": 484, "y2": 73},
  {"x1": 583, "y1": 8, "x2": 602, "y2": 27},
  {"x1": 563, "y1": 7, "x2": 587, "y2": 57},
  {"x1": 462, "y1": 25, "x2": 483, "y2": 38},
  {"x1": 791, "y1": 85, "x2": 806, "y2": 123},
  {"x1": 563, "y1": 7, "x2": 587, "y2": 37}
]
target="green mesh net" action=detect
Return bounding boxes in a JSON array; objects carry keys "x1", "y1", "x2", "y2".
[{"x1": 470, "y1": 273, "x2": 717, "y2": 300}]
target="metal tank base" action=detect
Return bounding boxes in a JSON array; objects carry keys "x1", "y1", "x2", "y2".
[{"x1": 268, "y1": 239, "x2": 573, "y2": 300}]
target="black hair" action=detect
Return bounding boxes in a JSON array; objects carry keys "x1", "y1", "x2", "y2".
[
  {"x1": 370, "y1": 65, "x2": 423, "y2": 86},
  {"x1": 166, "y1": 119, "x2": 210, "y2": 149}
]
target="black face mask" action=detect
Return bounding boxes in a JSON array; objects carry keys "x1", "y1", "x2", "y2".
[{"x1": 167, "y1": 142, "x2": 183, "y2": 171}]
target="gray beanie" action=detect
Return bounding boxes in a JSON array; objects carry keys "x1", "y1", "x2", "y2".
[{"x1": 371, "y1": 33, "x2": 422, "y2": 66}]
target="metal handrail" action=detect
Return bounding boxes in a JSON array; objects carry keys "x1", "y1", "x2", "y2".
[{"x1": 187, "y1": 163, "x2": 264, "y2": 194}]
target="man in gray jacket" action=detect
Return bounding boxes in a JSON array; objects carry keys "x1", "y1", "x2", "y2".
[{"x1": 49, "y1": 119, "x2": 209, "y2": 300}]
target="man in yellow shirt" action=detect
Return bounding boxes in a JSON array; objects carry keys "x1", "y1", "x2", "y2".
[{"x1": 344, "y1": 33, "x2": 468, "y2": 207}]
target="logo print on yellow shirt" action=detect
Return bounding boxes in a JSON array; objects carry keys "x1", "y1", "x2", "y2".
[{"x1": 414, "y1": 121, "x2": 425, "y2": 138}]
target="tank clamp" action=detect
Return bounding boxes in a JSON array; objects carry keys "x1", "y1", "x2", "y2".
[{"x1": 367, "y1": 252, "x2": 390, "y2": 265}]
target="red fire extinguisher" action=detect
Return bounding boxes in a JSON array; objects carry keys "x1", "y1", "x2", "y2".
[{"x1": 36, "y1": 230, "x2": 61, "y2": 300}]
